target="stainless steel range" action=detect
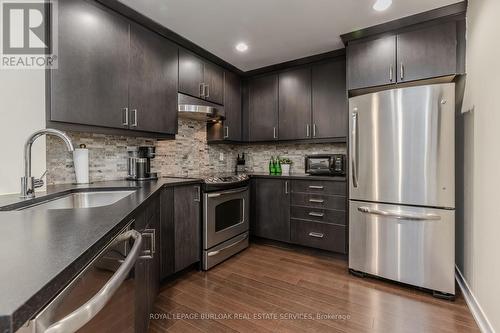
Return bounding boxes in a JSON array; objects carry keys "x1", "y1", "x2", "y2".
[{"x1": 202, "y1": 173, "x2": 249, "y2": 270}]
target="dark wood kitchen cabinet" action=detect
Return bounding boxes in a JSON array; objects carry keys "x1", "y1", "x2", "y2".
[
  {"x1": 278, "y1": 67, "x2": 312, "y2": 140},
  {"x1": 159, "y1": 188, "x2": 175, "y2": 279},
  {"x1": 222, "y1": 70, "x2": 242, "y2": 140},
  {"x1": 397, "y1": 22, "x2": 458, "y2": 83},
  {"x1": 247, "y1": 74, "x2": 279, "y2": 141},
  {"x1": 312, "y1": 58, "x2": 347, "y2": 139},
  {"x1": 173, "y1": 185, "x2": 201, "y2": 272},
  {"x1": 179, "y1": 48, "x2": 224, "y2": 105},
  {"x1": 50, "y1": 0, "x2": 178, "y2": 136},
  {"x1": 129, "y1": 23, "x2": 178, "y2": 134},
  {"x1": 50, "y1": 0, "x2": 130, "y2": 129},
  {"x1": 347, "y1": 35, "x2": 397, "y2": 90},
  {"x1": 252, "y1": 178, "x2": 290, "y2": 242}
]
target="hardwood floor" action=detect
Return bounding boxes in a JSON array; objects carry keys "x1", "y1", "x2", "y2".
[{"x1": 149, "y1": 243, "x2": 479, "y2": 333}]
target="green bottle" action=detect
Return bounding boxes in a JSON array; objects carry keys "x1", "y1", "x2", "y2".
[
  {"x1": 269, "y1": 156, "x2": 275, "y2": 174},
  {"x1": 276, "y1": 156, "x2": 282, "y2": 175}
]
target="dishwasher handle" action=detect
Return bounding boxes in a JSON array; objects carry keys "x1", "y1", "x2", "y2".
[{"x1": 44, "y1": 230, "x2": 143, "y2": 333}]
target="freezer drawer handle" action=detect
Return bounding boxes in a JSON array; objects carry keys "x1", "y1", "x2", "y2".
[
  {"x1": 44, "y1": 230, "x2": 143, "y2": 333},
  {"x1": 308, "y1": 232, "x2": 324, "y2": 238},
  {"x1": 357, "y1": 207, "x2": 441, "y2": 221},
  {"x1": 207, "y1": 234, "x2": 248, "y2": 257}
]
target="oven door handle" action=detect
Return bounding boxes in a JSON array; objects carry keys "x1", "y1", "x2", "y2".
[
  {"x1": 43, "y1": 230, "x2": 143, "y2": 333},
  {"x1": 206, "y1": 187, "x2": 249, "y2": 198},
  {"x1": 207, "y1": 234, "x2": 248, "y2": 257}
]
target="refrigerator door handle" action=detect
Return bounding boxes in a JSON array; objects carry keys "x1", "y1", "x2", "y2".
[
  {"x1": 357, "y1": 206, "x2": 441, "y2": 221},
  {"x1": 351, "y1": 112, "x2": 359, "y2": 188}
]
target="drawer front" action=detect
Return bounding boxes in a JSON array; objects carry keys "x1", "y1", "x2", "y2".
[
  {"x1": 291, "y1": 180, "x2": 346, "y2": 195},
  {"x1": 291, "y1": 206, "x2": 346, "y2": 225},
  {"x1": 291, "y1": 219, "x2": 346, "y2": 253},
  {"x1": 291, "y1": 193, "x2": 346, "y2": 210}
]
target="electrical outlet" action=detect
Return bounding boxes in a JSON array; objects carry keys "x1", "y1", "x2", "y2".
[{"x1": 219, "y1": 152, "x2": 224, "y2": 161}]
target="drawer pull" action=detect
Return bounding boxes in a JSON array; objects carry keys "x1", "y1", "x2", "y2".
[
  {"x1": 308, "y1": 232, "x2": 324, "y2": 238},
  {"x1": 308, "y1": 212, "x2": 324, "y2": 217},
  {"x1": 309, "y1": 185, "x2": 324, "y2": 190},
  {"x1": 309, "y1": 199, "x2": 324, "y2": 203}
]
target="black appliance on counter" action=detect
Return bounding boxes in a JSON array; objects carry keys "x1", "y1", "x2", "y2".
[
  {"x1": 127, "y1": 146, "x2": 158, "y2": 181},
  {"x1": 305, "y1": 154, "x2": 346, "y2": 176}
]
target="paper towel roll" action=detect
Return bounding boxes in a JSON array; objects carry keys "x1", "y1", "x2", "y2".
[{"x1": 73, "y1": 148, "x2": 89, "y2": 184}]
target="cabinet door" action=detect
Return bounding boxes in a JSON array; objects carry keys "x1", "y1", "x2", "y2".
[
  {"x1": 397, "y1": 22, "x2": 457, "y2": 82},
  {"x1": 312, "y1": 59, "x2": 347, "y2": 139},
  {"x1": 174, "y1": 185, "x2": 201, "y2": 272},
  {"x1": 223, "y1": 71, "x2": 242, "y2": 140},
  {"x1": 253, "y1": 179, "x2": 290, "y2": 242},
  {"x1": 347, "y1": 35, "x2": 396, "y2": 90},
  {"x1": 129, "y1": 23, "x2": 178, "y2": 134},
  {"x1": 278, "y1": 67, "x2": 312, "y2": 140},
  {"x1": 247, "y1": 75, "x2": 279, "y2": 141},
  {"x1": 179, "y1": 48, "x2": 204, "y2": 98},
  {"x1": 51, "y1": 0, "x2": 129, "y2": 128},
  {"x1": 160, "y1": 188, "x2": 175, "y2": 279},
  {"x1": 204, "y1": 62, "x2": 224, "y2": 105}
]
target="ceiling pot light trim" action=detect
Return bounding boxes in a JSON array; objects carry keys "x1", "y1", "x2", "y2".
[
  {"x1": 373, "y1": 0, "x2": 392, "y2": 11},
  {"x1": 235, "y1": 42, "x2": 249, "y2": 52}
]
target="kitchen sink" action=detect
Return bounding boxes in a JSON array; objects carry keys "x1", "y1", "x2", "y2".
[{"x1": 19, "y1": 190, "x2": 136, "y2": 210}]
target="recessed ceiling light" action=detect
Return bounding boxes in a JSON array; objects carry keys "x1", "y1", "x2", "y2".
[
  {"x1": 373, "y1": 0, "x2": 392, "y2": 11},
  {"x1": 235, "y1": 42, "x2": 249, "y2": 52}
]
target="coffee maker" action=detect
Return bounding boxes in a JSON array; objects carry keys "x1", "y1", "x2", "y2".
[{"x1": 127, "y1": 146, "x2": 158, "y2": 180}]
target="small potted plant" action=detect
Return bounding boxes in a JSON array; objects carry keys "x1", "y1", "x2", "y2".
[{"x1": 279, "y1": 157, "x2": 292, "y2": 175}]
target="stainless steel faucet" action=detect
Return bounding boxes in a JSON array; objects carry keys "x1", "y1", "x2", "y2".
[{"x1": 21, "y1": 129, "x2": 74, "y2": 198}]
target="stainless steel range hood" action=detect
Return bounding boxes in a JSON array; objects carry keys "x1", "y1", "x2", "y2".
[{"x1": 178, "y1": 93, "x2": 224, "y2": 121}]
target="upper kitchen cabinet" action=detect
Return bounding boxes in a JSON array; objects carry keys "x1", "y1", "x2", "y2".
[
  {"x1": 346, "y1": 20, "x2": 465, "y2": 90},
  {"x1": 278, "y1": 67, "x2": 312, "y2": 140},
  {"x1": 50, "y1": 0, "x2": 130, "y2": 129},
  {"x1": 312, "y1": 58, "x2": 347, "y2": 139},
  {"x1": 247, "y1": 74, "x2": 279, "y2": 141},
  {"x1": 397, "y1": 22, "x2": 458, "y2": 83},
  {"x1": 49, "y1": 0, "x2": 178, "y2": 136},
  {"x1": 223, "y1": 71, "x2": 242, "y2": 140},
  {"x1": 347, "y1": 35, "x2": 397, "y2": 90},
  {"x1": 178, "y1": 48, "x2": 224, "y2": 105},
  {"x1": 129, "y1": 23, "x2": 178, "y2": 134}
]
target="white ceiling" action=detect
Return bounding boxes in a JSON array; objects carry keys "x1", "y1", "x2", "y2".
[{"x1": 119, "y1": 0, "x2": 464, "y2": 71}]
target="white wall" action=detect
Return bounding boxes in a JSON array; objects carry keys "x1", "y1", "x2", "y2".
[
  {"x1": 0, "y1": 70, "x2": 46, "y2": 195},
  {"x1": 458, "y1": 0, "x2": 500, "y2": 331}
]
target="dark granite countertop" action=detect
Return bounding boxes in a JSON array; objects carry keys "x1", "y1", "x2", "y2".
[
  {"x1": 249, "y1": 172, "x2": 346, "y2": 182},
  {"x1": 0, "y1": 177, "x2": 201, "y2": 333}
]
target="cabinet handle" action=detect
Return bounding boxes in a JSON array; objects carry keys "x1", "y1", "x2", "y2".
[
  {"x1": 224, "y1": 126, "x2": 229, "y2": 139},
  {"x1": 273, "y1": 127, "x2": 278, "y2": 139},
  {"x1": 308, "y1": 232, "x2": 324, "y2": 238},
  {"x1": 284, "y1": 181, "x2": 289, "y2": 194},
  {"x1": 400, "y1": 63, "x2": 404, "y2": 80},
  {"x1": 130, "y1": 109, "x2": 138, "y2": 127},
  {"x1": 306, "y1": 124, "x2": 310, "y2": 138},
  {"x1": 308, "y1": 185, "x2": 324, "y2": 190},
  {"x1": 313, "y1": 124, "x2": 317, "y2": 137},
  {"x1": 205, "y1": 84, "x2": 210, "y2": 98},
  {"x1": 121, "y1": 107, "x2": 129, "y2": 126},
  {"x1": 194, "y1": 186, "x2": 201, "y2": 202},
  {"x1": 309, "y1": 198, "x2": 324, "y2": 203},
  {"x1": 389, "y1": 65, "x2": 394, "y2": 82},
  {"x1": 200, "y1": 83, "x2": 205, "y2": 97},
  {"x1": 308, "y1": 212, "x2": 325, "y2": 217},
  {"x1": 140, "y1": 229, "x2": 155, "y2": 259}
]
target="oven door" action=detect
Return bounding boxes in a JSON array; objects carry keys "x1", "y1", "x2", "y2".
[{"x1": 204, "y1": 186, "x2": 249, "y2": 249}]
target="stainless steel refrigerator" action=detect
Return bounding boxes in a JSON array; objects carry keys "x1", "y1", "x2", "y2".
[{"x1": 348, "y1": 83, "x2": 455, "y2": 297}]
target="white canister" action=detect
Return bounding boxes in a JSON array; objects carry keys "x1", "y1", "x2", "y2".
[
  {"x1": 73, "y1": 145, "x2": 89, "y2": 184},
  {"x1": 281, "y1": 163, "x2": 291, "y2": 175}
]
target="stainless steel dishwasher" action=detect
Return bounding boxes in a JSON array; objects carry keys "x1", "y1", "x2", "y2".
[{"x1": 17, "y1": 221, "x2": 143, "y2": 333}]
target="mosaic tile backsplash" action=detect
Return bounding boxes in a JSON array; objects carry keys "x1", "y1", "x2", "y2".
[{"x1": 46, "y1": 119, "x2": 346, "y2": 184}]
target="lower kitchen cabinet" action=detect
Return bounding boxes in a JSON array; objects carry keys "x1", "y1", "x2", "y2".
[
  {"x1": 134, "y1": 195, "x2": 161, "y2": 333},
  {"x1": 290, "y1": 219, "x2": 346, "y2": 253},
  {"x1": 252, "y1": 178, "x2": 291, "y2": 242},
  {"x1": 160, "y1": 184, "x2": 201, "y2": 279}
]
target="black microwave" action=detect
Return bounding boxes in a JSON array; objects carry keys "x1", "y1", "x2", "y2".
[{"x1": 305, "y1": 154, "x2": 346, "y2": 176}]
